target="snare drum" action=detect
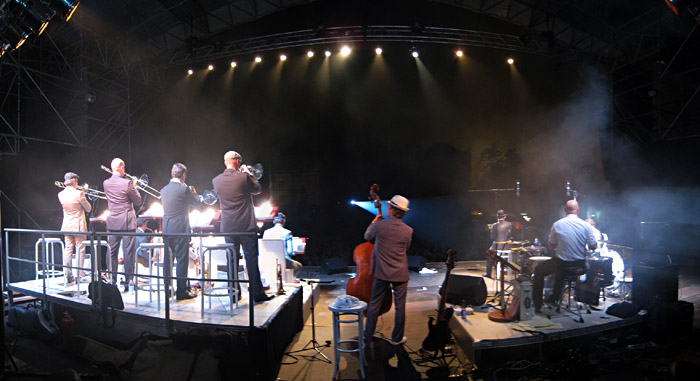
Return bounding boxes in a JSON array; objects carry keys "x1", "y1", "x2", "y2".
[{"x1": 600, "y1": 250, "x2": 624, "y2": 282}]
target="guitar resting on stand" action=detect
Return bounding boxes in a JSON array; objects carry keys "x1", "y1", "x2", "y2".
[{"x1": 422, "y1": 249, "x2": 456, "y2": 354}]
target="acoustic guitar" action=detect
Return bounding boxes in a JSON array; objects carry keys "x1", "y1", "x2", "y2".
[{"x1": 422, "y1": 249, "x2": 456, "y2": 353}]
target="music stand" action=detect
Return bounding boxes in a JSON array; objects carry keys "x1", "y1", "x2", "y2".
[
  {"x1": 485, "y1": 250, "x2": 521, "y2": 312},
  {"x1": 287, "y1": 278, "x2": 334, "y2": 363}
]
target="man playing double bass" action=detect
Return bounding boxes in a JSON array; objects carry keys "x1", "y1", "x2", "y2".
[{"x1": 363, "y1": 195, "x2": 413, "y2": 346}]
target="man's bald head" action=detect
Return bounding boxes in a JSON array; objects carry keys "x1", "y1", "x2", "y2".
[{"x1": 564, "y1": 200, "x2": 579, "y2": 215}]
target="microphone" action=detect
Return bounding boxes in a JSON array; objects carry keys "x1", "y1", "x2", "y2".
[
  {"x1": 566, "y1": 181, "x2": 571, "y2": 197},
  {"x1": 516, "y1": 181, "x2": 520, "y2": 197}
]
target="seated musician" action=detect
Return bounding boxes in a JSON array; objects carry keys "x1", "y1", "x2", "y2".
[
  {"x1": 533, "y1": 200, "x2": 597, "y2": 313},
  {"x1": 262, "y1": 213, "x2": 302, "y2": 278},
  {"x1": 135, "y1": 218, "x2": 152, "y2": 267}
]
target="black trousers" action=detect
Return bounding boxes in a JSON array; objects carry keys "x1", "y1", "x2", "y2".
[
  {"x1": 165, "y1": 236, "x2": 190, "y2": 294},
  {"x1": 226, "y1": 235, "x2": 266, "y2": 300},
  {"x1": 533, "y1": 257, "x2": 586, "y2": 309},
  {"x1": 107, "y1": 232, "x2": 136, "y2": 285}
]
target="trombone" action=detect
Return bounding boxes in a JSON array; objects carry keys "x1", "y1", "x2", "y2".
[
  {"x1": 101, "y1": 165, "x2": 161, "y2": 199},
  {"x1": 55, "y1": 181, "x2": 107, "y2": 201}
]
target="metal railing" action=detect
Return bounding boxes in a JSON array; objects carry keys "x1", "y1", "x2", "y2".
[{"x1": 2, "y1": 228, "x2": 259, "y2": 330}]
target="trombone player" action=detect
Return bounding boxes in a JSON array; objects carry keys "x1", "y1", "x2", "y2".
[
  {"x1": 58, "y1": 172, "x2": 91, "y2": 285},
  {"x1": 103, "y1": 158, "x2": 142, "y2": 290}
]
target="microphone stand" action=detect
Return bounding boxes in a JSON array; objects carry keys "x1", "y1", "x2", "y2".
[{"x1": 286, "y1": 278, "x2": 334, "y2": 363}]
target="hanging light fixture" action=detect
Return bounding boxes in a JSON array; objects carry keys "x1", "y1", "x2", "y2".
[
  {"x1": 47, "y1": 0, "x2": 80, "y2": 22},
  {"x1": 9, "y1": 0, "x2": 51, "y2": 36}
]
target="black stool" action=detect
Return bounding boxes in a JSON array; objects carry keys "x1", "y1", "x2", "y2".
[{"x1": 549, "y1": 266, "x2": 587, "y2": 323}]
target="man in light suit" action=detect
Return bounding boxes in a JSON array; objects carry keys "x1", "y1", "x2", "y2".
[
  {"x1": 58, "y1": 172, "x2": 91, "y2": 284},
  {"x1": 103, "y1": 158, "x2": 142, "y2": 290},
  {"x1": 262, "y1": 213, "x2": 302, "y2": 278},
  {"x1": 363, "y1": 195, "x2": 413, "y2": 346},
  {"x1": 161, "y1": 163, "x2": 201, "y2": 300}
]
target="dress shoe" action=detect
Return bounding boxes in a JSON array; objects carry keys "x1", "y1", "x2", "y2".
[
  {"x1": 176, "y1": 290, "x2": 196, "y2": 300},
  {"x1": 254, "y1": 294, "x2": 275, "y2": 303},
  {"x1": 391, "y1": 336, "x2": 408, "y2": 346}
]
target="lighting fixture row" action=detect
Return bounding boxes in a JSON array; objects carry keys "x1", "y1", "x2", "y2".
[
  {"x1": 0, "y1": 0, "x2": 80, "y2": 58},
  {"x1": 186, "y1": 46, "x2": 516, "y2": 74}
]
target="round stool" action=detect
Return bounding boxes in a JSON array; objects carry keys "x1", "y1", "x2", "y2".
[
  {"x1": 328, "y1": 300, "x2": 368, "y2": 380},
  {"x1": 34, "y1": 237, "x2": 64, "y2": 280},
  {"x1": 200, "y1": 243, "x2": 238, "y2": 318},
  {"x1": 76, "y1": 239, "x2": 111, "y2": 280},
  {"x1": 135, "y1": 242, "x2": 166, "y2": 308}
]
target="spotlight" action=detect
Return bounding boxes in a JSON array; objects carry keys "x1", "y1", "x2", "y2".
[
  {"x1": 324, "y1": 50, "x2": 331, "y2": 57},
  {"x1": 1, "y1": 23, "x2": 30, "y2": 50},
  {"x1": 187, "y1": 69, "x2": 194, "y2": 75},
  {"x1": 507, "y1": 57, "x2": 514, "y2": 65},
  {"x1": 255, "y1": 56, "x2": 262, "y2": 63},
  {"x1": 9, "y1": 0, "x2": 51, "y2": 36},
  {"x1": 280, "y1": 54, "x2": 287, "y2": 61},
  {"x1": 230, "y1": 61, "x2": 237, "y2": 68},
  {"x1": 456, "y1": 49, "x2": 463, "y2": 57},
  {"x1": 48, "y1": 0, "x2": 80, "y2": 22},
  {"x1": 307, "y1": 50, "x2": 314, "y2": 58},
  {"x1": 340, "y1": 46, "x2": 351, "y2": 56},
  {"x1": 208, "y1": 64, "x2": 214, "y2": 70},
  {"x1": 412, "y1": 50, "x2": 419, "y2": 58},
  {"x1": 375, "y1": 47, "x2": 382, "y2": 55}
]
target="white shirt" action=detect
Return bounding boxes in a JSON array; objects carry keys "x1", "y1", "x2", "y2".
[{"x1": 263, "y1": 224, "x2": 293, "y2": 258}]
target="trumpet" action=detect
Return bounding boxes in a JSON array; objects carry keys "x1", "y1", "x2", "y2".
[
  {"x1": 198, "y1": 189, "x2": 219, "y2": 206},
  {"x1": 55, "y1": 181, "x2": 107, "y2": 201},
  {"x1": 240, "y1": 163, "x2": 263, "y2": 180},
  {"x1": 101, "y1": 165, "x2": 161, "y2": 199}
]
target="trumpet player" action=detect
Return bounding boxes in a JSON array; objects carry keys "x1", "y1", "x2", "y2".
[
  {"x1": 161, "y1": 163, "x2": 201, "y2": 300},
  {"x1": 213, "y1": 150, "x2": 272, "y2": 303},
  {"x1": 103, "y1": 158, "x2": 142, "y2": 290},
  {"x1": 58, "y1": 172, "x2": 92, "y2": 285}
]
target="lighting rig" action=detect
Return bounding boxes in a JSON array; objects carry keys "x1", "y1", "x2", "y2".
[{"x1": 0, "y1": 0, "x2": 79, "y2": 58}]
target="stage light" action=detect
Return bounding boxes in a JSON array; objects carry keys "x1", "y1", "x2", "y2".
[
  {"x1": 412, "y1": 50, "x2": 419, "y2": 58},
  {"x1": 350, "y1": 200, "x2": 357, "y2": 205},
  {"x1": 325, "y1": 50, "x2": 331, "y2": 57},
  {"x1": 255, "y1": 56, "x2": 262, "y2": 63},
  {"x1": 507, "y1": 57, "x2": 514, "y2": 64},
  {"x1": 48, "y1": 0, "x2": 80, "y2": 22},
  {"x1": 307, "y1": 50, "x2": 314, "y2": 57},
  {"x1": 9, "y1": 0, "x2": 51, "y2": 36},
  {"x1": 456, "y1": 49, "x2": 463, "y2": 57},
  {"x1": 207, "y1": 64, "x2": 214, "y2": 70},
  {"x1": 280, "y1": 54, "x2": 287, "y2": 61},
  {"x1": 375, "y1": 47, "x2": 382, "y2": 55},
  {"x1": 187, "y1": 69, "x2": 194, "y2": 75},
  {"x1": 230, "y1": 61, "x2": 237, "y2": 68},
  {"x1": 1, "y1": 24, "x2": 30, "y2": 50},
  {"x1": 340, "y1": 46, "x2": 351, "y2": 56}
]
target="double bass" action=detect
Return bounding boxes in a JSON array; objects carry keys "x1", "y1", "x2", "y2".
[{"x1": 346, "y1": 184, "x2": 392, "y2": 316}]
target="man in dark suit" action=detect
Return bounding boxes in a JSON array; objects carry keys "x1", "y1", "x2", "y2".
[
  {"x1": 103, "y1": 158, "x2": 142, "y2": 289},
  {"x1": 161, "y1": 163, "x2": 201, "y2": 300},
  {"x1": 212, "y1": 150, "x2": 272, "y2": 303},
  {"x1": 363, "y1": 195, "x2": 413, "y2": 346}
]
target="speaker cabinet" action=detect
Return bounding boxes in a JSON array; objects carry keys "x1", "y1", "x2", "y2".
[
  {"x1": 320, "y1": 258, "x2": 348, "y2": 275},
  {"x1": 407, "y1": 256, "x2": 426, "y2": 272},
  {"x1": 632, "y1": 264, "x2": 678, "y2": 309},
  {"x1": 444, "y1": 273, "x2": 487, "y2": 306}
]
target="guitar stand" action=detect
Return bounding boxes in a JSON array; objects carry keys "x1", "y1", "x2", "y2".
[{"x1": 286, "y1": 278, "x2": 334, "y2": 363}]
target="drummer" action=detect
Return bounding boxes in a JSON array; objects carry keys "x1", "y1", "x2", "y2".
[
  {"x1": 534, "y1": 200, "x2": 597, "y2": 313},
  {"x1": 585, "y1": 218, "x2": 603, "y2": 250},
  {"x1": 485, "y1": 209, "x2": 513, "y2": 278}
]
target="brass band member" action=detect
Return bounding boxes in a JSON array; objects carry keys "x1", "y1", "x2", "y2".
[
  {"x1": 160, "y1": 163, "x2": 201, "y2": 300},
  {"x1": 103, "y1": 158, "x2": 142, "y2": 290},
  {"x1": 58, "y1": 172, "x2": 91, "y2": 285},
  {"x1": 213, "y1": 151, "x2": 273, "y2": 303}
]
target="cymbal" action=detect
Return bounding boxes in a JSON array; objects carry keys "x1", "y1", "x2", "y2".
[
  {"x1": 509, "y1": 241, "x2": 530, "y2": 245},
  {"x1": 529, "y1": 256, "x2": 551, "y2": 262},
  {"x1": 522, "y1": 245, "x2": 546, "y2": 252}
]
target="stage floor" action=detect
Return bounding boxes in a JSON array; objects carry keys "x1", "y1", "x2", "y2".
[{"x1": 6, "y1": 276, "x2": 316, "y2": 329}]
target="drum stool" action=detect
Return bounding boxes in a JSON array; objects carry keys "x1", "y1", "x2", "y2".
[
  {"x1": 34, "y1": 237, "x2": 64, "y2": 281},
  {"x1": 549, "y1": 266, "x2": 587, "y2": 323},
  {"x1": 200, "y1": 243, "x2": 239, "y2": 318},
  {"x1": 328, "y1": 301, "x2": 368, "y2": 380},
  {"x1": 135, "y1": 242, "x2": 167, "y2": 308}
]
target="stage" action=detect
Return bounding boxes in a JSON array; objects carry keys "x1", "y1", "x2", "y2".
[{"x1": 5, "y1": 274, "x2": 315, "y2": 380}]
